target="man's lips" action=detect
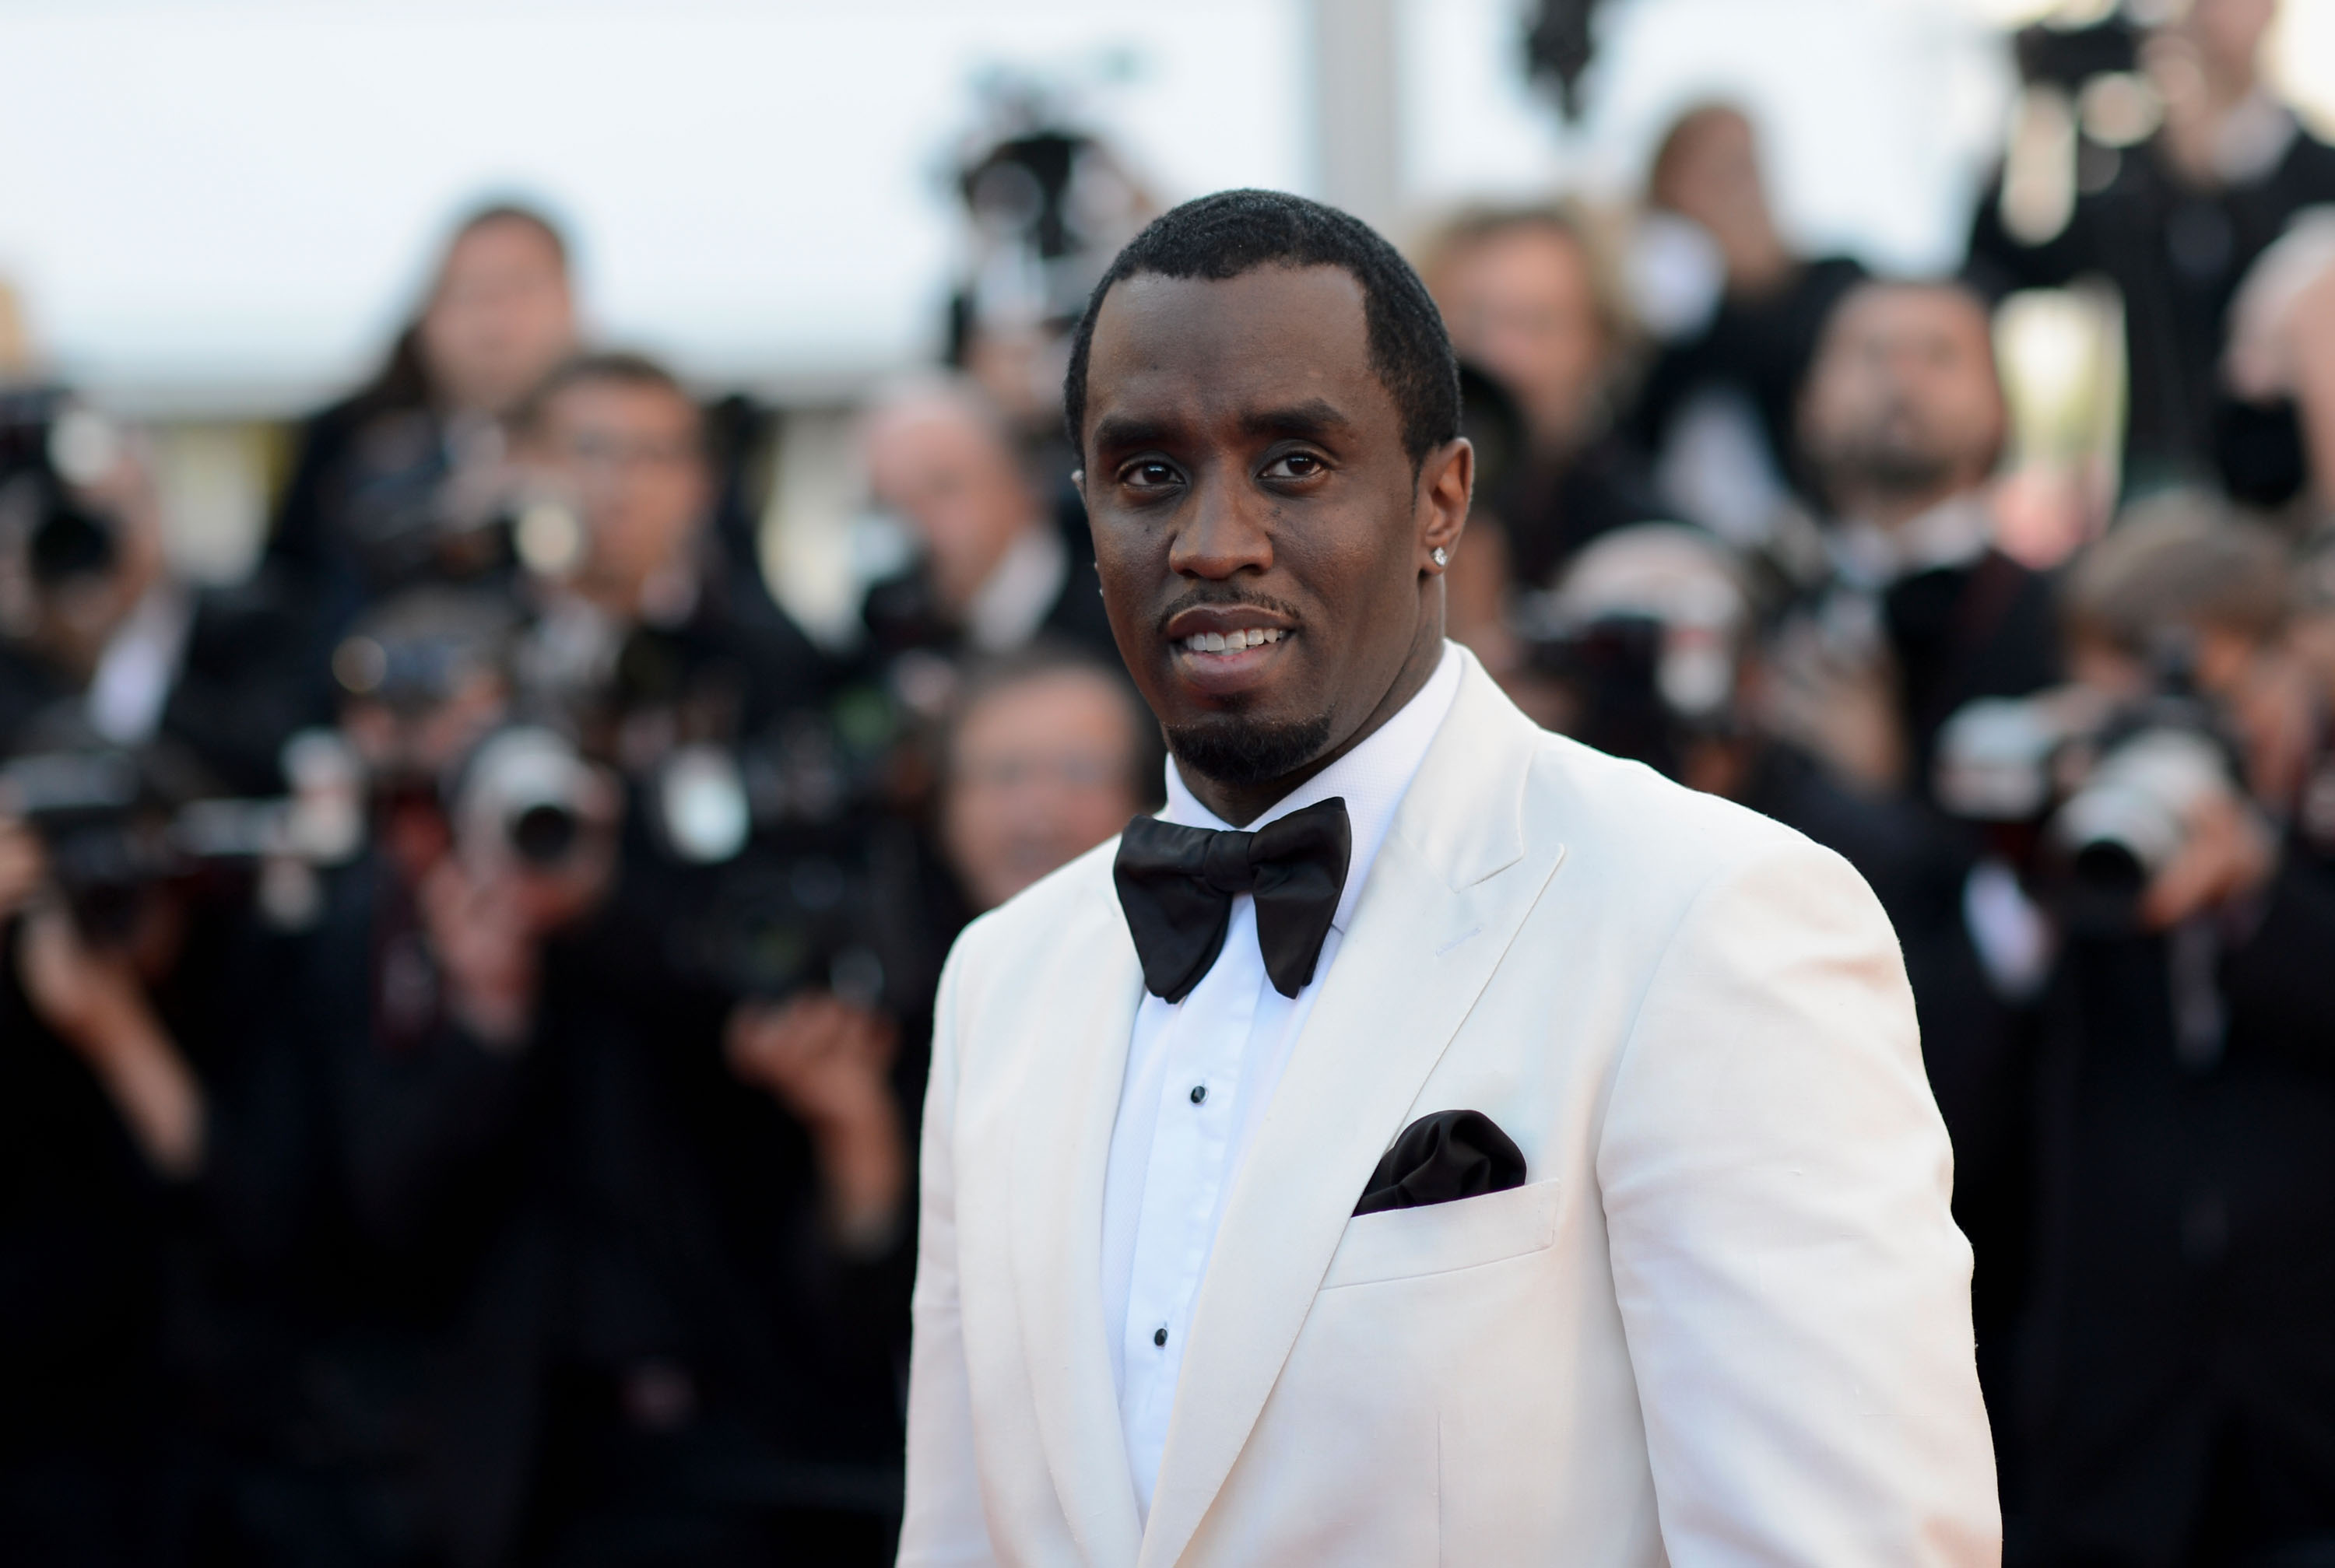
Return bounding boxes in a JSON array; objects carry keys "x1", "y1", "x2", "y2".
[
  {"x1": 1162, "y1": 604, "x2": 1295, "y2": 648},
  {"x1": 1159, "y1": 605, "x2": 1294, "y2": 695}
]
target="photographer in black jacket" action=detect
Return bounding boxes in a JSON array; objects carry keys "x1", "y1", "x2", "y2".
[{"x1": 2015, "y1": 506, "x2": 2335, "y2": 1566}]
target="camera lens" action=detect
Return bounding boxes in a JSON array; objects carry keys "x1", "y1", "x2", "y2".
[
  {"x1": 30, "y1": 497, "x2": 118, "y2": 586},
  {"x1": 509, "y1": 801, "x2": 580, "y2": 865}
]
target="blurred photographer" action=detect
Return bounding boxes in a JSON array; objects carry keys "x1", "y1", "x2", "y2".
[
  {"x1": 1, "y1": 391, "x2": 323, "y2": 793},
  {"x1": 1773, "y1": 278, "x2": 2062, "y2": 802},
  {"x1": 1630, "y1": 103, "x2": 1869, "y2": 539},
  {"x1": 1967, "y1": 0, "x2": 2335, "y2": 501},
  {"x1": 857, "y1": 377, "x2": 1115, "y2": 686},
  {"x1": 161, "y1": 588, "x2": 620, "y2": 1567},
  {"x1": 269, "y1": 202, "x2": 581, "y2": 647},
  {"x1": 2002, "y1": 506, "x2": 2335, "y2": 1566},
  {"x1": 381, "y1": 353, "x2": 917, "y2": 1565},
  {"x1": 1420, "y1": 205, "x2": 1666, "y2": 612},
  {"x1": 0, "y1": 743, "x2": 217, "y2": 1566},
  {"x1": 507, "y1": 350, "x2": 834, "y2": 759}
]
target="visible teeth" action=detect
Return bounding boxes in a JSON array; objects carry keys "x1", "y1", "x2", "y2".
[{"x1": 1182, "y1": 628, "x2": 1283, "y2": 654}]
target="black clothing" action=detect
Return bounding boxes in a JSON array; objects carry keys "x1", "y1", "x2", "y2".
[
  {"x1": 0, "y1": 884, "x2": 304, "y2": 1567},
  {"x1": 0, "y1": 571, "x2": 328, "y2": 794},
  {"x1": 1883, "y1": 548, "x2": 2066, "y2": 801},
  {"x1": 562, "y1": 572, "x2": 838, "y2": 768},
  {"x1": 1631, "y1": 256, "x2": 1870, "y2": 496},
  {"x1": 430, "y1": 872, "x2": 911, "y2": 1568},
  {"x1": 164, "y1": 573, "x2": 334, "y2": 795},
  {"x1": 0, "y1": 922, "x2": 176, "y2": 1563},
  {"x1": 269, "y1": 397, "x2": 518, "y2": 654},
  {"x1": 1489, "y1": 436, "x2": 1671, "y2": 592},
  {"x1": 1966, "y1": 125, "x2": 2335, "y2": 495},
  {"x1": 859, "y1": 503, "x2": 1117, "y2": 672},
  {"x1": 2019, "y1": 846, "x2": 2335, "y2": 1566}
]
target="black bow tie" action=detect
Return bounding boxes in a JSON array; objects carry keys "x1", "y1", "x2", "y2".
[{"x1": 1112, "y1": 798, "x2": 1352, "y2": 1004}]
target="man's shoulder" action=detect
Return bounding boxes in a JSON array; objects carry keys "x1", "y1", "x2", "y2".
[{"x1": 1521, "y1": 728, "x2": 1852, "y2": 904}]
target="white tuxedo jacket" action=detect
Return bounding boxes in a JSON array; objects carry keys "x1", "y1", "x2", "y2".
[{"x1": 900, "y1": 651, "x2": 1999, "y2": 1566}]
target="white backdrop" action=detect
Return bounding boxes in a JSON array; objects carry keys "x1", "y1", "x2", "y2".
[{"x1": 2, "y1": 0, "x2": 2330, "y2": 412}]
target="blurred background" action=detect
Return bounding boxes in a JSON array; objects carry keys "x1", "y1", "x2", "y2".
[
  {"x1": 3, "y1": 0, "x2": 2327, "y2": 584},
  {"x1": 7, "y1": 1, "x2": 2335, "y2": 1565}
]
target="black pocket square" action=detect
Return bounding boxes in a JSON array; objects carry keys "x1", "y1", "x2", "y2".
[{"x1": 1354, "y1": 1110, "x2": 1526, "y2": 1216}]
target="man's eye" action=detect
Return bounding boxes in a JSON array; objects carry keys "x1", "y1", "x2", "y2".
[
  {"x1": 1264, "y1": 453, "x2": 1325, "y2": 480},
  {"x1": 1121, "y1": 461, "x2": 1179, "y2": 488}
]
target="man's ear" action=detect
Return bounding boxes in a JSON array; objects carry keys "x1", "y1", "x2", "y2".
[{"x1": 1417, "y1": 437, "x2": 1473, "y2": 576}]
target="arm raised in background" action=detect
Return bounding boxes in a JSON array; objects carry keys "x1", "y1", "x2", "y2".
[{"x1": 1600, "y1": 836, "x2": 2000, "y2": 1566}]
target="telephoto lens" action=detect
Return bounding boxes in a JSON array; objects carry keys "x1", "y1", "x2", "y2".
[
  {"x1": 2050, "y1": 727, "x2": 2236, "y2": 931},
  {"x1": 455, "y1": 726, "x2": 596, "y2": 870}
]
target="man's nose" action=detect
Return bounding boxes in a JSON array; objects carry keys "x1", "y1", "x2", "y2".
[{"x1": 1168, "y1": 466, "x2": 1273, "y2": 580}]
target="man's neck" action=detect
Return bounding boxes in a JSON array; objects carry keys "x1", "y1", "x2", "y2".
[{"x1": 1177, "y1": 611, "x2": 1445, "y2": 827}]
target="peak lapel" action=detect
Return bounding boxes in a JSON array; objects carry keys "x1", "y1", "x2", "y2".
[
  {"x1": 1136, "y1": 663, "x2": 1565, "y2": 1568},
  {"x1": 1009, "y1": 876, "x2": 1147, "y2": 1566}
]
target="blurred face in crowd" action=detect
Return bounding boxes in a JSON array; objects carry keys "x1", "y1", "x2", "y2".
[
  {"x1": 1802, "y1": 283, "x2": 2005, "y2": 519},
  {"x1": 1076, "y1": 265, "x2": 1469, "y2": 819},
  {"x1": 864, "y1": 391, "x2": 1042, "y2": 618},
  {"x1": 943, "y1": 667, "x2": 1145, "y2": 910},
  {"x1": 420, "y1": 216, "x2": 578, "y2": 418},
  {"x1": 2166, "y1": 0, "x2": 2277, "y2": 91},
  {"x1": 529, "y1": 375, "x2": 709, "y2": 610},
  {"x1": 1431, "y1": 221, "x2": 1606, "y2": 454}
]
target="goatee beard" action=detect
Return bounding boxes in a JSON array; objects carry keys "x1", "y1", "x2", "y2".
[{"x1": 1164, "y1": 710, "x2": 1335, "y2": 791}]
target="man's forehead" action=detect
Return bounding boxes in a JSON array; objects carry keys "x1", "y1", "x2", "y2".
[
  {"x1": 553, "y1": 377, "x2": 697, "y2": 430},
  {"x1": 1084, "y1": 265, "x2": 1383, "y2": 426},
  {"x1": 1837, "y1": 285, "x2": 1989, "y2": 346}
]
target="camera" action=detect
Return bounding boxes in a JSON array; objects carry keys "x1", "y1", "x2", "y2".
[
  {"x1": 0, "y1": 388, "x2": 130, "y2": 616},
  {"x1": 2, "y1": 728, "x2": 366, "y2": 936},
  {"x1": 1515, "y1": 524, "x2": 1747, "y2": 777},
  {"x1": 454, "y1": 726, "x2": 602, "y2": 872},
  {"x1": 1933, "y1": 657, "x2": 2249, "y2": 932}
]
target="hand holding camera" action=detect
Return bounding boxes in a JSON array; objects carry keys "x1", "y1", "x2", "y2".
[
  {"x1": 725, "y1": 992, "x2": 906, "y2": 1253},
  {"x1": 2134, "y1": 777, "x2": 2277, "y2": 932}
]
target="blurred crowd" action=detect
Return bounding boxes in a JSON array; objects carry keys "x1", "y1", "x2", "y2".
[{"x1": 7, "y1": 2, "x2": 2335, "y2": 1565}]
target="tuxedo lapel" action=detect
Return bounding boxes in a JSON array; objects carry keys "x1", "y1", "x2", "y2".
[
  {"x1": 1009, "y1": 878, "x2": 1147, "y2": 1566},
  {"x1": 1136, "y1": 661, "x2": 1566, "y2": 1567}
]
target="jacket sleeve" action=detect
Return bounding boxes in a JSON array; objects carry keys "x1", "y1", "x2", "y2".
[
  {"x1": 1596, "y1": 835, "x2": 2000, "y2": 1566},
  {"x1": 897, "y1": 944, "x2": 998, "y2": 1566}
]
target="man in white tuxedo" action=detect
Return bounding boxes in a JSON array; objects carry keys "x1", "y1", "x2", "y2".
[{"x1": 897, "y1": 189, "x2": 1999, "y2": 1566}]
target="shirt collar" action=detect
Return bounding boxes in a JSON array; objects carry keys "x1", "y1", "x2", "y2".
[
  {"x1": 1831, "y1": 489, "x2": 1996, "y2": 589},
  {"x1": 966, "y1": 523, "x2": 1069, "y2": 653},
  {"x1": 1160, "y1": 640, "x2": 1463, "y2": 934}
]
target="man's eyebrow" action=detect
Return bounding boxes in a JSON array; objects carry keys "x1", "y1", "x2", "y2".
[
  {"x1": 1089, "y1": 413, "x2": 1180, "y2": 453},
  {"x1": 1238, "y1": 398, "x2": 1354, "y2": 442}
]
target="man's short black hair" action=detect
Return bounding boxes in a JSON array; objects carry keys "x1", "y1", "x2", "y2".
[{"x1": 1063, "y1": 189, "x2": 1462, "y2": 469}]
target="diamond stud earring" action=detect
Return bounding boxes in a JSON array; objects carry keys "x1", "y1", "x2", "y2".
[{"x1": 1431, "y1": 546, "x2": 1448, "y2": 568}]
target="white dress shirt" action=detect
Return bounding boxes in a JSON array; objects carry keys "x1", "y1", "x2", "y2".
[{"x1": 1099, "y1": 640, "x2": 1463, "y2": 1520}]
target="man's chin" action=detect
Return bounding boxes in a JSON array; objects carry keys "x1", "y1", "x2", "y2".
[{"x1": 1164, "y1": 709, "x2": 1335, "y2": 792}]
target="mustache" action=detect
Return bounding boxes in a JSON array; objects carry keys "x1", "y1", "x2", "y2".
[{"x1": 1153, "y1": 586, "x2": 1304, "y2": 636}]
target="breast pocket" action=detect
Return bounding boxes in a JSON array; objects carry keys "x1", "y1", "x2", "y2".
[{"x1": 1318, "y1": 1179, "x2": 1562, "y2": 1290}]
